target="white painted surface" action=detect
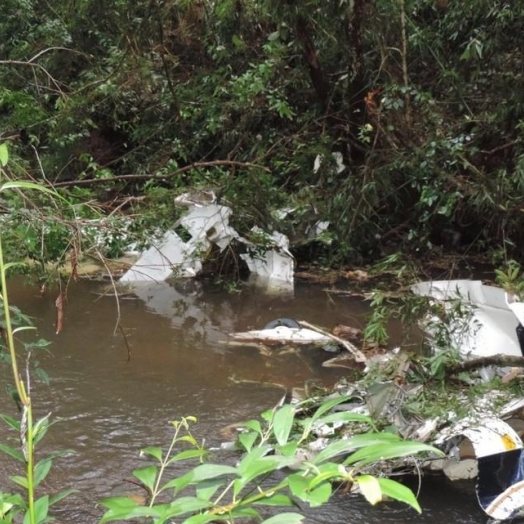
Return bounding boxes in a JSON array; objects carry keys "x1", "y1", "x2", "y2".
[{"x1": 413, "y1": 280, "x2": 523, "y2": 358}]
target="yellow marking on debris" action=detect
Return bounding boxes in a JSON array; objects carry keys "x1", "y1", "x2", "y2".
[{"x1": 501, "y1": 434, "x2": 518, "y2": 450}]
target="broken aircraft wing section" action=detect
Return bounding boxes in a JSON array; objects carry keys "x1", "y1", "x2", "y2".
[{"x1": 413, "y1": 280, "x2": 524, "y2": 358}]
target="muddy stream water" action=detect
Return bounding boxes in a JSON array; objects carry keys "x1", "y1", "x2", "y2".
[{"x1": 0, "y1": 278, "x2": 486, "y2": 523}]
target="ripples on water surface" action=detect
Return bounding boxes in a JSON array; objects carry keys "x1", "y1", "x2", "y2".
[{"x1": 0, "y1": 279, "x2": 486, "y2": 523}]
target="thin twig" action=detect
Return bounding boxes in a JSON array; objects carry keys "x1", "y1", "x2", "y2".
[
  {"x1": 298, "y1": 320, "x2": 367, "y2": 363},
  {"x1": 51, "y1": 160, "x2": 270, "y2": 187},
  {"x1": 93, "y1": 247, "x2": 122, "y2": 335},
  {"x1": 119, "y1": 324, "x2": 132, "y2": 362},
  {"x1": 446, "y1": 354, "x2": 524, "y2": 376}
]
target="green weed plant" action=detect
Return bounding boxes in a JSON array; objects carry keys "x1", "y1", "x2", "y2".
[
  {"x1": 0, "y1": 142, "x2": 75, "y2": 523},
  {"x1": 101, "y1": 397, "x2": 441, "y2": 524}
]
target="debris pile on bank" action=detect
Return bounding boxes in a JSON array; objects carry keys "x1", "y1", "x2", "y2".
[{"x1": 225, "y1": 280, "x2": 524, "y2": 520}]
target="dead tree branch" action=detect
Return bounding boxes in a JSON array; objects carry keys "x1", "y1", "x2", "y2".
[
  {"x1": 52, "y1": 160, "x2": 270, "y2": 187},
  {"x1": 446, "y1": 354, "x2": 524, "y2": 376}
]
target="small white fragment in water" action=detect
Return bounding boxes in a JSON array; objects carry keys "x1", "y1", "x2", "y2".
[{"x1": 228, "y1": 326, "x2": 332, "y2": 346}]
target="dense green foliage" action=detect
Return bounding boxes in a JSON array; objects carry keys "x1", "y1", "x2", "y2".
[{"x1": 1, "y1": 0, "x2": 523, "y2": 264}]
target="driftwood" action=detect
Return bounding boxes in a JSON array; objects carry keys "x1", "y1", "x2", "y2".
[
  {"x1": 446, "y1": 354, "x2": 524, "y2": 376},
  {"x1": 298, "y1": 320, "x2": 367, "y2": 363}
]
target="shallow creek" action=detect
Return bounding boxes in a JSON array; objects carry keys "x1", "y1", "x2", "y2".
[{"x1": 0, "y1": 278, "x2": 486, "y2": 523}]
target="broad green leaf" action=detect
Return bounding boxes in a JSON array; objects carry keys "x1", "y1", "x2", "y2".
[
  {"x1": 186, "y1": 464, "x2": 239, "y2": 482},
  {"x1": 275, "y1": 441, "x2": 298, "y2": 457},
  {"x1": 195, "y1": 477, "x2": 226, "y2": 501},
  {"x1": 242, "y1": 419, "x2": 262, "y2": 435},
  {"x1": 34, "y1": 458, "x2": 52, "y2": 487},
  {"x1": 234, "y1": 455, "x2": 297, "y2": 497},
  {"x1": 227, "y1": 507, "x2": 260, "y2": 519},
  {"x1": 140, "y1": 446, "x2": 162, "y2": 461},
  {"x1": 0, "y1": 143, "x2": 8, "y2": 167},
  {"x1": 100, "y1": 496, "x2": 140, "y2": 512},
  {"x1": 22, "y1": 496, "x2": 49, "y2": 524},
  {"x1": 288, "y1": 474, "x2": 331, "y2": 507},
  {"x1": 356, "y1": 475, "x2": 382, "y2": 505},
  {"x1": 178, "y1": 435, "x2": 198, "y2": 446},
  {"x1": 181, "y1": 514, "x2": 226, "y2": 524},
  {"x1": 166, "y1": 463, "x2": 240, "y2": 493},
  {"x1": 168, "y1": 448, "x2": 207, "y2": 464},
  {"x1": 344, "y1": 441, "x2": 441, "y2": 468},
  {"x1": 100, "y1": 501, "x2": 163, "y2": 523},
  {"x1": 261, "y1": 409, "x2": 273, "y2": 422},
  {"x1": 288, "y1": 473, "x2": 308, "y2": 499},
  {"x1": 261, "y1": 512, "x2": 304, "y2": 524},
  {"x1": 305, "y1": 482, "x2": 332, "y2": 507},
  {"x1": 133, "y1": 465, "x2": 158, "y2": 492},
  {"x1": 160, "y1": 496, "x2": 212, "y2": 518},
  {"x1": 100, "y1": 497, "x2": 165, "y2": 522},
  {"x1": 307, "y1": 463, "x2": 344, "y2": 489},
  {"x1": 273, "y1": 404, "x2": 294, "y2": 446},
  {"x1": 33, "y1": 495, "x2": 49, "y2": 524},
  {"x1": 11, "y1": 475, "x2": 28, "y2": 489},
  {"x1": 377, "y1": 477, "x2": 421, "y2": 513},
  {"x1": 0, "y1": 443, "x2": 25, "y2": 462},
  {"x1": 238, "y1": 431, "x2": 258, "y2": 452},
  {"x1": 238, "y1": 454, "x2": 296, "y2": 483}
]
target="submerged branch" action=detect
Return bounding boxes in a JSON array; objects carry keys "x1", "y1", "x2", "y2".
[
  {"x1": 298, "y1": 320, "x2": 367, "y2": 363},
  {"x1": 446, "y1": 354, "x2": 524, "y2": 376}
]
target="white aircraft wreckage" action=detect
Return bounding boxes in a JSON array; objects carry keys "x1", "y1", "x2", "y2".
[
  {"x1": 412, "y1": 279, "x2": 524, "y2": 359},
  {"x1": 119, "y1": 191, "x2": 330, "y2": 294},
  {"x1": 224, "y1": 280, "x2": 524, "y2": 520}
]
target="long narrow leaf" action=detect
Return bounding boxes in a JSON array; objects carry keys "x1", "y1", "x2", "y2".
[
  {"x1": 33, "y1": 495, "x2": 49, "y2": 524},
  {"x1": 377, "y1": 477, "x2": 422, "y2": 513},
  {"x1": 273, "y1": 404, "x2": 294, "y2": 446},
  {"x1": 0, "y1": 442, "x2": 25, "y2": 462},
  {"x1": 0, "y1": 143, "x2": 8, "y2": 166},
  {"x1": 181, "y1": 514, "x2": 227, "y2": 524},
  {"x1": 49, "y1": 488, "x2": 78, "y2": 506},
  {"x1": 159, "y1": 496, "x2": 212, "y2": 518},
  {"x1": 0, "y1": 181, "x2": 62, "y2": 200},
  {"x1": 34, "y1": 458, "x2": 52, "y2": 487},
  {"x1": 0, "y1": 414, "x2": 21, "y2": 431},
  {"x1": 310, "y1": 395, "x2": 358, "y2": 422},
  {"x1": 313, "y1": 433, "x2": 401, "y2": 464},
  {"x1": 261, "y1": 513, "x2": 304, "y2": 524},
  {"x1": 344, "y1": 441, "x2": 441, "y2": 467}
]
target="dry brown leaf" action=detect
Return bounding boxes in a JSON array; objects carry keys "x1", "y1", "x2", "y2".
[
  {"x1": 70, "y1": 246, "x2": 79, "y2": 282},
  {"x1": 55, "y1": 292, "x2": 64, "y2": 334}
]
